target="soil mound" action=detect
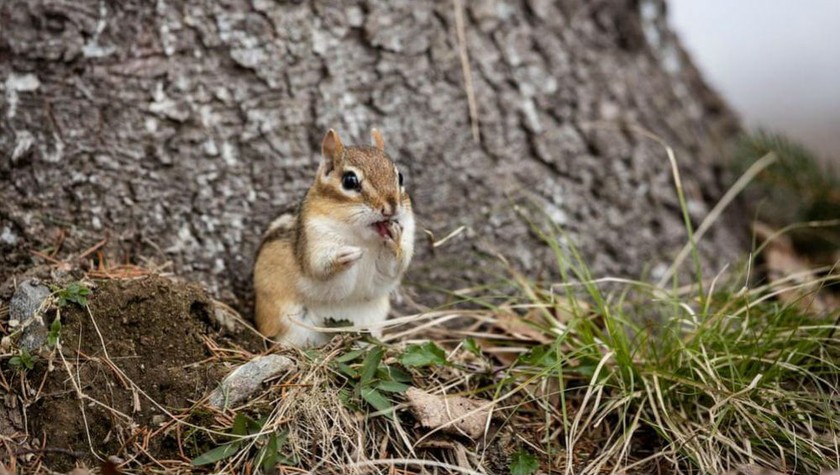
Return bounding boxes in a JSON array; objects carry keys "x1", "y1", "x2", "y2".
[{"x1": 3, "y1": 275, "x2": 264, "y2": 471}]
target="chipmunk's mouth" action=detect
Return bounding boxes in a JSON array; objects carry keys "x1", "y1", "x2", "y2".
[{"x1": 372, "y1": 220, "x2": 396, "y2": 239}]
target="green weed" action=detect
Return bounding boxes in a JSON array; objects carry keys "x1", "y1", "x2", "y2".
[
  {"x1": 332, "y1": 344, "x2": 412, "y2": 419},
  {"x1": 54, "y1": 281, "x2": 91, "y2": 307},
  {"x1": 191, "y1": 412, "x2": 292, "y2": 471},
  {"x1": 8, "y1": 347, "x2": 37, "y2": 372}
]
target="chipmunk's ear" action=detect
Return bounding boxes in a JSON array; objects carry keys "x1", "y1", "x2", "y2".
[
  {"x1": 321, "y1": 129, "x2": 345, "y2": 174},
  {"x1": 371, "y1": 128, "x2": 385, "y2": 151}
]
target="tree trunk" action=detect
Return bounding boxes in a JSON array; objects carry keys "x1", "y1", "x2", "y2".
[{"x1": 1, "y1": 0, "x2": 742, "y2": 309}]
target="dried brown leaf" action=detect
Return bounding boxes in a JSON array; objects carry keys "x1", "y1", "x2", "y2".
[
  {"x1": 405, "y1": 387, "x2": 490, "y2": 439},
  {"x1": 756, "y1": 222, "x2": 839, "y2": 315},
  {"x1": 496, "y1": 309, "x2": 553, "y2": 344}
]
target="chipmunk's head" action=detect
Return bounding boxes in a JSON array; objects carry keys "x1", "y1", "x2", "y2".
[{"x1": 309, "y1": 128, "x2": 412, "y2": 242}]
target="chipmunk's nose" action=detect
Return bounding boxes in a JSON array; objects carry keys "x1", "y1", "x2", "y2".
[
  {"x1": 381, "y1": 198, "x2": 399, "y2": 218},
  {"x1": 381, "y1": 200, "x2": 398, "y2": 218}
]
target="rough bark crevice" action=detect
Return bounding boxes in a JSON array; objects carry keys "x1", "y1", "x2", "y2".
[{"x1": 1, "y1": 0, "x2": 742, "y2": 311}]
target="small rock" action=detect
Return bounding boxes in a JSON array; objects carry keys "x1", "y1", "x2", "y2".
[
  {"x1": 9, "y1": 279, "x2": 50, "y2": 323},
  {"x1": 9, "y1": 279, "x2": 52, "y2": 351},
  {"x1": 19, "y1": 322, "x2": 48, "y2": 352},
  {"x1": 209, "y1": 354, "x2": 295, "y2": 409},
  {"x1": 405, "y1": 387, "x2": 491, "y2": 439}
]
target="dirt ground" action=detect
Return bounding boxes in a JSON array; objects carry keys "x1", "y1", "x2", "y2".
[{"x1": 1, "y1": 275, "x2": 265, "y2": 472}]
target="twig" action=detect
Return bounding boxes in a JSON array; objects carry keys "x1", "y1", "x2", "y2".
[
  {"x1": 76, "y1": 237, "x2": 109, "y2": 261},
  {"x1": 453, "y1": 0, "x2": 480, "y2": 143},
  {"x1": 29, "y1": 250, "x2": 62, "y2": 265}
]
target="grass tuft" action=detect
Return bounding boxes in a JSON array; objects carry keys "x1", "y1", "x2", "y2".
[{"x1": 492, "y1": 225, "x2": 840, "y2": 473}]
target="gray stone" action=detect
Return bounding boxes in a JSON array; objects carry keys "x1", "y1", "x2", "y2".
[
  {"x1": 8, "y1": 279, "x2": 50, "y2": 324},
  {"x1": 209, "y1": 354, "x2": 295, "y2": 409},
  {"x1": 8, "y1": 279, "x2": 51, "y2": 352},
  {"x1": 19, "y1": 322, "x2": 48, "y2": 353}
]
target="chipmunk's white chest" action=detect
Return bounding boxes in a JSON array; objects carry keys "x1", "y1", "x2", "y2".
[
  {"x1": 326, "y1": 245, "x2": 399, "y2": 301},
  {"x1": 298, "y1": 218, "x2": 402, "y2": 305}
]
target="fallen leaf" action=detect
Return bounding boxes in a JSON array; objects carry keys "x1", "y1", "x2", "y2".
[
  {"x1": 497, "y1": 309, "x2": 553, "y2": 344},
  {"x1": 756, "y1": 222, "x2": 839, "y2": 316},
  {"x1": 405, "y1": 387, "x2": 490, "y2": 439}
]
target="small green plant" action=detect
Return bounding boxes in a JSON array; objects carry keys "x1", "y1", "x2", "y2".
[
  {"x1": 463, "y1": 337, "x2": 481, "y2": 356},
  {"x1": 399, "y1": 341, "x2": 448, "y2": 367},
  {"x1": 509, "y1": 449, "x2": 539, "y2": 475},
  {"x1": 47, "y1": 318, "x2": 61, "y2": 347},
  {"x1": 191, "y1": 413, "x2": 291, "y2": 472},
  {"x1": 8, "y1": 347, "x2": 37, "y2": 372},
  {"x1": 332, "y1": 345, "x2": 412, "y2": 419},
  {"x1": 55, "y1": 282, "x2": 91, "y2": 307}
]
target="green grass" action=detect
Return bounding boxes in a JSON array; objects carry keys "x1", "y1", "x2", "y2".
[{"x1": 487, "y1": 224, "x2": 839, "y2": 473}]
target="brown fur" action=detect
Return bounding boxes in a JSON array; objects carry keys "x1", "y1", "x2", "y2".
[
  {"x1": 253, "y1": 235, "x2": 300, "y2": 337},
  {"x1": 253, "y1": 129, "x2": 411, "y2": 340}
]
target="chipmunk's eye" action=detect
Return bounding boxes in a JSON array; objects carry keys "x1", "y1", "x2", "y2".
[
  {"x1": 398, "y1": 172, "x2": 404, "y2": 187},
  {"x1": 341, "y1": 171, "x2": 361, "y2": 191}
]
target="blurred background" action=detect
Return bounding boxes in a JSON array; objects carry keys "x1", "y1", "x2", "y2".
[{"x1": 669, "y1": 0, "x2": 840, "y2": 166}]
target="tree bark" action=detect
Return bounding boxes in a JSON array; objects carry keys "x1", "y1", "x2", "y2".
[{"x1": 1, "y1": 0, "x2": 742, "y2": 309}]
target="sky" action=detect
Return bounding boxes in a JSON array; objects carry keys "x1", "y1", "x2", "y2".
[{"x1": 668, "y1": 0, "x2": 840, "y2": 164}]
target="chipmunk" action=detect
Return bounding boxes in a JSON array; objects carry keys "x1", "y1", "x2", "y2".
[{"x1": 253, "y1": 128, "x2": 415, "y2": 347}]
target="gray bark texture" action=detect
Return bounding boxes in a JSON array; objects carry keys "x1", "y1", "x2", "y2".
[{"x1": 1, "y1": 0, "x2": 742, "y2": 310}]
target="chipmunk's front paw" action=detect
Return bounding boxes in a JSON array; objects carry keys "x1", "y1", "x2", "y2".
[
  {"x1": 334, "y1": 246, "x2": 363, "y2": 268},
  {"x1": 384, "y1": 222, "x2": 403, "y2": 256}
]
